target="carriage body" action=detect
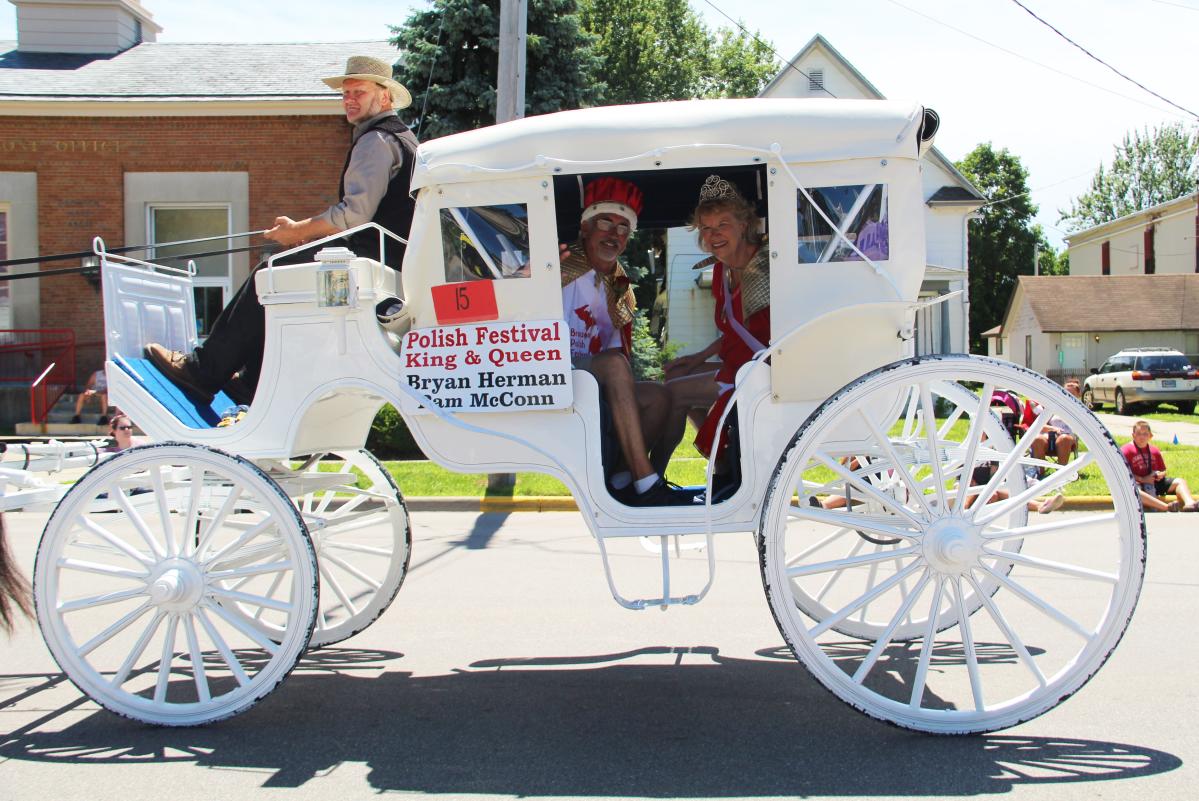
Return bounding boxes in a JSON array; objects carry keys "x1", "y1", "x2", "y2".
[{"x1": 33, "y1": 98, "x2": 1146, "y2": 735}]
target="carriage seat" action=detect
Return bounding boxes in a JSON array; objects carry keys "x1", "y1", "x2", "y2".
[{"x1": 114, "y1": 357, "x2": 240, "y2": 429}]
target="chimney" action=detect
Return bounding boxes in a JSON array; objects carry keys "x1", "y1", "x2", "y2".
[{"x1": 10, "y1": 0, "x2": 161, "y2": 54}]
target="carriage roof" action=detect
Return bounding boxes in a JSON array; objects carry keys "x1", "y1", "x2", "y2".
[{"x1": 411, "y1": 98, "x2": 932, "y2": 191}]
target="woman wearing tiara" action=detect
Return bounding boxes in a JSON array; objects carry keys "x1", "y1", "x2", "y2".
[{"x1": 659, "y1": 175, "x2": 769, "y2": 486}]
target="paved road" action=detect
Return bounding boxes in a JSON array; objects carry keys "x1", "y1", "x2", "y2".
[
  {"x1": 2, "y1": 510, "x2": 1196, "y2": 801},
  {"x1": 1094, "y1": 411, "x2": 1199, "y2": 446}
]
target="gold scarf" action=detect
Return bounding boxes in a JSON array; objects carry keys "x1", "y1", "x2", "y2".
[
  {"x1": 560, "y1": 243, "x2": 636, "y2": 330},
  {"x1": 692, "y1": 240, "x2": 770, "y2": 320}
]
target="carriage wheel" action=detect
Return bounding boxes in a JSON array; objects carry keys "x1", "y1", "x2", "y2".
[
  {"x1": 792, "y1": 378, "x2": 1026, "y2": 642},
  {"x1": 34, "y1": 443, "x2": 317, "y2": 726},
  {"x1": 289, "y1": 450, "x2": 410, "y2": 648},
  {"x1": 759, "y1": 355, "x2": 1144, "y2": 734}
]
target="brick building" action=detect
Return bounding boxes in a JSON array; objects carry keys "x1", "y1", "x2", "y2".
[{"x1": 0, "y1": 0, "x2": 398, "y2": 424}]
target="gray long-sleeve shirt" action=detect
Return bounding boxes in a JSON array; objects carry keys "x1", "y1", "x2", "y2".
[{"x1": 316, "y1": 110, "x2": 407, "y2": 230}]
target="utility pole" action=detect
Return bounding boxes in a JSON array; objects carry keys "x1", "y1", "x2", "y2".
[{"x1": 488, "y1": 0, "x2": 527, "y2": 494}]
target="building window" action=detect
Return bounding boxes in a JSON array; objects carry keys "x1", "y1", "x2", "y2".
[
  {"x1": 148, "y1": 205, "x2": 232, "y2": 338},
  {"x1": 808, "y1": 68, "x2": 824, "y2": 92},
  {"x1": 1101, "y1": 241, "x2": 1110, "y2": 275},
  {"x1": 0, "y1": 207, "x2": 10, "y2": 328},
  {"x1": 1144, "y1": 225, "x2": 1155, "y2": 274},
  {"x1": 997, "y1": 337, "x2": 1004, "y2": 356},
  {"x1": 440, "y1": 204, "x2": 531, "y2": 282},
  {"x1": 1025, "y1": 335, "x2": 1032, "y2": 368}
]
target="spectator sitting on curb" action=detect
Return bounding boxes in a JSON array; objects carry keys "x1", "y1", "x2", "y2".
[
  {"x1": 102, "y1": 414, "x2": 144, "y2": 453},
  {"x1": 71, "y1": 368, "x2": 109, "y2": 424},
  {"x1": 1121, "y1": 420, "x2": 1198, "y2": 512}
]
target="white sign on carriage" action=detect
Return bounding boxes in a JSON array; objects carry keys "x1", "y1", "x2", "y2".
[{"x1": 401, "y1": 318, "x2": 572, "y2": 412}]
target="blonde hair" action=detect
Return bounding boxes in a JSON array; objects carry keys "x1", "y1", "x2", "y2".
[
  {"x1": 1132, "y1": 420, "x2": 1153, "y2": 435},
  {"x1": 687, "y1": 178, "x2": 763, "y2": 251}
]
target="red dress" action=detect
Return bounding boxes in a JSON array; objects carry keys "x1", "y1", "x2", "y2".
[{"x1": 694, "y1": 260, "x2": 771, "y2": 459}]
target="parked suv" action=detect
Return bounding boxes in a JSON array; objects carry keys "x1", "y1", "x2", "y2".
[{"x1": 1082, "y1": 348, "x2": 1199, "y2": 415}]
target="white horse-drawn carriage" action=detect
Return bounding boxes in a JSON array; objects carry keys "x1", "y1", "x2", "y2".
[{"x1": 31, "y1": 99, "x2": 1144, "y2": 734}]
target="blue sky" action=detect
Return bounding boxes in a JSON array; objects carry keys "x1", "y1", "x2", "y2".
[{"x1": 4, "y1": 0, "x2": 1196, "y2": 250}]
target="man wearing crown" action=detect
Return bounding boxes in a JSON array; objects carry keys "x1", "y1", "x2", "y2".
[
  {"x1": 560, "y1": 178, "x2": 694, "y2": 506},
  {"x1": 144, "y1": 55, "x2": 419, "y2": 406}
]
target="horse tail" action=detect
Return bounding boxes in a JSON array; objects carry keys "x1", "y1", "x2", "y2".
[{"x1": 0, "y1": 516, "x2": 33, "y2": 635}]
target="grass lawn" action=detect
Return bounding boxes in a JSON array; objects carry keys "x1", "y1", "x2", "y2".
[
  {"x1": 379, "y1": 422, "x2": 1199, "y2": 498},
  {"x1": 1085, "y1": 399, "x2": 1198, "y2": 424}
]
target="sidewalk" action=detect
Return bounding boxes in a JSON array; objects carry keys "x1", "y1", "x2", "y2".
[{"x1": 1093, "y1": 411, "x2": 1199, "y2": 446}]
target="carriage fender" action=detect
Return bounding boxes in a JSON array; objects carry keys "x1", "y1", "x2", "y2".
[{"x1": 769, "y1": 301, "x2": 912, "y2": 403}]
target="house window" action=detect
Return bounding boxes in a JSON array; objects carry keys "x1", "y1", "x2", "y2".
[
  {"x1": 997, "y1": 337, "x2": 1004, "y2": 356},
  {"x1": 1101, "y1": 241, "x2": 1110, "y2": 275},
  {"x1": 796, "y1": 184, "x2": 888, "y2": 264},
  {"x1": 1144, "y1": 226, "x2": 1155, "y2": 274},
  {"x1": 148, "y1": 205, "x2": 232, "y2": 338},
  {"x1": 1025, "y1": 335, "x2": 1032, "y2": 368},
  {"x1": 0, "y1": 207, "x2": 10, "y2": 329},
  {"x1": 808, "y1": 69, "x2": 824, "y2": 92}
]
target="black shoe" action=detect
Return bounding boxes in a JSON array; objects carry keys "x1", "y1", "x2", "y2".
[
  {"x1": 70, "y1": 414, "x2": 82, "y2": 424},
  {"x1": 97, "y1": 415, "x2": 109, "y2": 425},
  {"x1": 145, "y1": 343, "x2": 214, "y2": 403},
  {"x1": 221, "y1": 373, "x2": 255, "y2": 406},
  {"x1": 627, "y1": 477, "x2": 704, "y2": 507}
]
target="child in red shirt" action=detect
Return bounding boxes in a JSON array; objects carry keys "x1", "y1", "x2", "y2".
[{"x1": 1120, "y1": 420, "x2": 1198, "y2": 512}]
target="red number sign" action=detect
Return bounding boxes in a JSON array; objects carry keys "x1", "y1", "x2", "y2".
[{"x1": 431, "y1": 280, "x2": 499, "y2": 325}]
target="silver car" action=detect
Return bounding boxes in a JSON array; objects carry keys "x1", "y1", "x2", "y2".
[{"x1": 1082, "y1": 348, "x2": 1199, "y2": 415}]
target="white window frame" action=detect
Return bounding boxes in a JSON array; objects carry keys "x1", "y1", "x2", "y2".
[
  {"x1": 146, "y1": 202, "x2": 234, "y2": 303},
  {"x1": 0, "y1": 202, "x2": 11, "y2": 329}
]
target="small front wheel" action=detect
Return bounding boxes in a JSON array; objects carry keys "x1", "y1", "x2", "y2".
[{"x1": 35, "y1": 443, "x2": 317, "y2": 726}]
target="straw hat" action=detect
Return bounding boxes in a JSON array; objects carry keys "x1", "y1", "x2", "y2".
[{"x1": 322, "y1": 55, "x2": 412, "y2": 109}]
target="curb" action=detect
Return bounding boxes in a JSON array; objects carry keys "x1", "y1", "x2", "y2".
[{"x1": 403, "y1": 495, "x2": 1118, "y2": 513}]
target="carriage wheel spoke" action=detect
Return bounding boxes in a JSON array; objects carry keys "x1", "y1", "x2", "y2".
[
  {"x1": 319, "y1": 549, "x2": 384, "y2": 590},
  {"x1": 982, "y1": 512, "x2": 1117, "y2": 540},
  {"x1": 979, "y1": 563, "x2": 1093, "y2": 640},
  {"x1": 318, "y1": 561, "x2": 360, "y2": 617},
  {"x1": 58, "y1": 558, "x2": 148, "y2": 580},
  {"x1": 952, "y1": 381, "x2": 994, "y2": 514},
  {"x1": 202, "y1": 515, "x2": 278, "y2": 567},
  {"x1": 810, "y1": 560, "x2": 925, "y2": 637},
  {"x1": 319, "y1": 540, "x2": 394, "y2": 558},
  {"x1": 59, "y1": 586, "x2": 147, "y2": 613},
  {"x1": 951, "y1": 576, "x2": 985, "y2": 712},
  {"x1": 111, "y1": 610, "x2": 166, "y2": 688},
  {"x1": 918, "y1": 382, "x2": 949, "y2": 511},
  {"x1": 112, "y1": 484, "x2": 167, "y2": 560},
  {"x1": 966, "y1": 572, "x2": 1047, "y2": 688},
  {"x1": 150, "y1": 465, "x2": 177, "y2": 557},
  {"x1": 858, "y1": 408, "x2": 933, "y2": 516},
  {"x1": 207, "y1": 559, "x2": 296, "y2": 582},
  {"x1": 182, "y1": 615, "x2": 211, "y2": 704},
  {"x1": 812, "y1": 536, "x2": 867, "y2": 603},
  {"x1": 208, "y1": 587, "x2": 294, "y2": 614},
  {"x1": 784, "y1": 525, "x2": 856, "y2": 568},
  {"x1": 77, "y1": 601, "x2": 152, "y2": 658},
  {"x1": 787, "y1": 544, "x2": 918, "y2": 578},
  {"x1": 813, "y1": 452, "x2": 926, "y2": 528},
  {"x1": 153, "y1": 615, "x2": 180, "y2": 704},
  {"x1": 205, "y1": 600, "x2": 281, "y2": 655},
  {"x1": 78, "y1": 516, "x2": 153, "y2": 567},
  {"x1": 975, "y1": 454, "x2": 1091, "y2": 526},
  {"x1": 181, "y1": 465, "x2": 204, "y2": 557},
  {"x1": 908, "y1": 577, "x2": 946, "y2": 708},
  {"x1": 196, "y1": 606, "x2": 251, "y2": 687},
  {"x1": 852, "y1": 570, "x2": 932, "y2": 684},
  {"x1": 194, "y1": 486, "x2": 245, "y2": 560},
  {"x1": 984, "y1": 548, "x2": 1119, "y2": 583}
]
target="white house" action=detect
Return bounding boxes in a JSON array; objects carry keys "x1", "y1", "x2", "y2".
[
  {"x1": 662, "y1": 34, "x2": 983, "y2": 357},
  {"x1": 985, "y1": 191, "x2": 1199, "y2": 377}
]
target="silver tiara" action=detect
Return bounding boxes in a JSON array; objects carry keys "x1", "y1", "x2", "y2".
[{"x1": 698, "y1": 175, "x2": 741, "y2": 202}]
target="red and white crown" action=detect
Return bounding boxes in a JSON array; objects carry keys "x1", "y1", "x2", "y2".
[{"x1": 581, "y1": 177, "x2": 643, "y2": 231}]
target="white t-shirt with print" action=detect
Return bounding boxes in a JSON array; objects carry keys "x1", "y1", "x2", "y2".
[{"x1": 562, "y1": 269, "x2": 622, "y2": 357}]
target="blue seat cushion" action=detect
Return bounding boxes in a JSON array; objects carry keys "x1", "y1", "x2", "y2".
[{"x1": 116, "y1": 357, "x2": 237, "y2": 429}]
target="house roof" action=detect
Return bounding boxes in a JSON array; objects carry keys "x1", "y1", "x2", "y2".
[
  {"x1": 1064, "y1": 190, "x2": 1198, "y2": 246},
  {"x1": 981, "y1": 324, "x2": 1002, "y2": 337},
  {"x1": 759, "y1": 34, "x2": 984, "y2": 206},
  {"x1": 928, "y1": 186, "x2": 983, "y2": 205},
  {"x1": 0, "y1": 39, "x2": 399, "y2": 102},
  {"x1": 1014, "y1": 275, "x2": 1199, "y2": 332}
]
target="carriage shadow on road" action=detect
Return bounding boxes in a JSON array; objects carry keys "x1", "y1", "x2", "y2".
[{"x1": 0, "y1": 645, "x2": 1181, "y2": 797}]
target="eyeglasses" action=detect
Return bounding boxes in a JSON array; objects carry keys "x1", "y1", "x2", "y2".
[
  {"x1": 593, "y1": 218, "x2": 630, "y2": 236},
  {"x1": 113, "y1": 425, "x2": 134, "y2": 431}
]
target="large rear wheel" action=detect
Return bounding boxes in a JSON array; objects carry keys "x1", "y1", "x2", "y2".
[{"x1": 759, "y1": 356, "x2": 1145, "y2": 734}]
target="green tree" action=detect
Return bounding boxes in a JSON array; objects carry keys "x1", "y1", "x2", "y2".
[
  {"x1": 1059, "y1": 122, "x2": 1198, "y2": 231},
  {"x1": 392, "y1": 0, "x2": 602, "y2": 139},
  {"x1": 956, "y1": 143, "x2": 1052, "y2": 352},
  {"x1": 579, "y1": 0, "x2": 777, "y2": 103}
]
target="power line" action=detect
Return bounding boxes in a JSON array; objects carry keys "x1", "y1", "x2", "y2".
[
  {"x1": 1148, "y1": 0, "x2": 1199, "y2": 12},
  {"x1": 884, "y1": 0, "x2": 1192, "y2": 120},
  {"x1": 1008, "y1": 0, "x2": 1199, "y2": 120},
  {"x1": 699, "y1": 0, "x2": 838, "y2": 99}
]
